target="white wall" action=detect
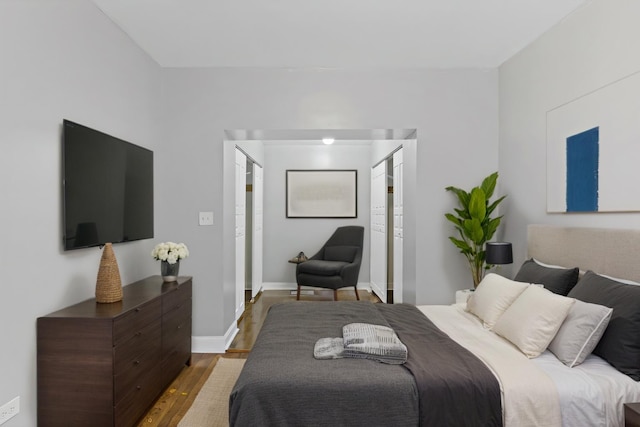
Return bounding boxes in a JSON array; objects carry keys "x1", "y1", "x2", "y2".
[
  {"x1": 161, "y1": 67, "x2": 499, "y2": 340},
  {"x1": 262, "y1": 143, "x2": 372, "y2": 286},
  {"x1": 499, "y1": 0, "x2": 640, "y2": 276},
  {"x1": 1, "y1": 1, "x2": 163, "y2": 424}
]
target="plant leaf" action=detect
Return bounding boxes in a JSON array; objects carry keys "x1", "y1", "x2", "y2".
[
  {"x1": 454, "y1": 207, "x2": 471, "y2": 220},
  {"x1": 445, "y1": 186, "x2": 470, "y2": 209},
  {"x1": 484, "y1": 216, "x2": 502, "y2": 241},
  {"x1": 449, "y1": 237, "x2": 472, "y2": 254},
  {"x1": 468, "y1": 187, "x2": 487, "y2": 221},
  {"x1": 444, "y1": 213, "x2": 462, "y2": 227},
  {"x1": 487, "y1": 195, "x2": 507, "y2": 216},
  {"x1": 462, "y1": 218, "x2": 484, "y2": 243},
  {"x1": 481, "y1": 172, "x2": 498, "y2": 199}
]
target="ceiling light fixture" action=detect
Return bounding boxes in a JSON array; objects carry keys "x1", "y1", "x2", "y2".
[{"x1": 322, "y1": 138, "x2": 335, "y2": 145}]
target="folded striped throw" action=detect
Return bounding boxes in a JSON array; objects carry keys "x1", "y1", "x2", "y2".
[{"x1": 314, "y1": 323, "x2": 407, "y2": 364}]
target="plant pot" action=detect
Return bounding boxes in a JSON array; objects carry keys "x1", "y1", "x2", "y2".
[{"x1": 161, "y1": 260, "x2": 180, "y2": 282}]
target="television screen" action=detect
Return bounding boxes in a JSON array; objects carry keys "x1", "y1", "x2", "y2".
[{"x1": 62, "y1": 120, "x2": 153, "y2": 250}]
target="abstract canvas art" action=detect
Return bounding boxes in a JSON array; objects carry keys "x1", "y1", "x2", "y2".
[{"x1": 547, "y1": 70, "x2": 640, "y2": 213}]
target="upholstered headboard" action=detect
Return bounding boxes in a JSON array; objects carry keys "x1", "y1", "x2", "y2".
[{"x1": 527, "y1": 224, "x2": 640, "y2": 283}]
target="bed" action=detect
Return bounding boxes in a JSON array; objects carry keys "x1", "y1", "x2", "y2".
[{"x1": 229, "y1": 225, "x2": 640, "y2": 426}]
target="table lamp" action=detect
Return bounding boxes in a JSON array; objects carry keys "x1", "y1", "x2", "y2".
[{"x1": 485, "y1": 242, "x2": 513, "y2": 265}]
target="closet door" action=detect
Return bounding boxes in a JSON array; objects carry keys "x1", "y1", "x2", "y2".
[
  {"x1": 251, "y1": 163, "x2": 264, "y2": 300},
  {"x1": 393, "y1": 148, "x2": 404, "y2": 304},
  {"x1": 370, "y1": 162, "x2": 387, "y2": 303},
  {"x1": 235, "y1": 149, "x2": 246, "y2": 321}
]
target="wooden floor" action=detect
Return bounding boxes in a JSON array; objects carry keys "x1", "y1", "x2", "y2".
[{"x1": 138, "y1": 288, "x2": 379, "y2": 426}]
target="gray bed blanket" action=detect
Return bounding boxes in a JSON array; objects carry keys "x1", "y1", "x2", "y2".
[
  {"x1": 229, "y1": 301, "x2": 502, "y2": 427},
  {"x1": 378, "y1": 303, "x2": 502, "y2": 427}
]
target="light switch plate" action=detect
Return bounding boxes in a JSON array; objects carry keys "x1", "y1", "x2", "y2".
[{"x1": 198, "y1": 211, "x2": 214, "y2": 226}]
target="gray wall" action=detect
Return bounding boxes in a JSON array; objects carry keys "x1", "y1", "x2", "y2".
[
  {"x1": 161, "y1": 67, "x2": 499, "y2": 340},
  {"x1": 1, "y1": 1, "x2": 163, "y2": 425},
  {"x1": 499, "y1": 0, "x2": 640, "y2": 277}
]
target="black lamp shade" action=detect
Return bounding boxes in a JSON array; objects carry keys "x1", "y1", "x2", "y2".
[{"x1": 485, "y1": 242, "x2": 513, "y2": 265}]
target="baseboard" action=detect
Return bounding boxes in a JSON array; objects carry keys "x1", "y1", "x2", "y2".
[
  {"x1": 192, "y1": 321, "x2": 239, "y2": 353},
  {"x1": 262, "y1": 282, "x2": 372, "y2": 292},
  {"x1": 262, "y1": 282, "x2": 296, "y2": 290}
]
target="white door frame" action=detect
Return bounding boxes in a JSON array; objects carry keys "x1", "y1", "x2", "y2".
[
  {"x1": 370, "y1": 161, "x2": 387, "y2": 303},
  {"x1": 234, "y1": 148, "x2": 246, "y2": 321},
  {"x1": 251, "y1": 163, "x2": 264, "y2": 300},
  {"x1": 393, "y1": 148, "x2": 404, "y2": 304}
]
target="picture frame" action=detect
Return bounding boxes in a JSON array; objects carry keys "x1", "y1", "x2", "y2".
[
  {"x1": 286, "y1": 170, "x2": 357, "y2": 218},
  {"x1": 546, "y1": 70, "x2": 640, "y2": 212}
]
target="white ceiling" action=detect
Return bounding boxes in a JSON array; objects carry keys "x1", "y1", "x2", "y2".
[{"x1": 91, "y1": 0, "x2": 590, "y2": 69}]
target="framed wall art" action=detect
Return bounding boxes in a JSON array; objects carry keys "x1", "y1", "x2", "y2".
[
  {"x1": 286, "y1": 170, "x2": 357, "y2": 218},
  {"x1": 547, "y1": 70, "x2": 640, "y2": 212}
]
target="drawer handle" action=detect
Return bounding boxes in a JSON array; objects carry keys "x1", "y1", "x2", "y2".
[
  {"x1": 134, "y1": 360, "x2": 140, "y2": 365},
  {"x1": 135, "y1": 331, "x2": 142, "y2": 337},
  {"x1": 135, "y1": 308, "x2": 141, "y2": 312},
  {"x1": 136, "y1": 385, "x2": 141, "y2": 390}
]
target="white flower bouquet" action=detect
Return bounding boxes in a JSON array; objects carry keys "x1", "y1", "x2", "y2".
[{"x1": 151, "y1": 242, "x2": 189, "y2": 265}]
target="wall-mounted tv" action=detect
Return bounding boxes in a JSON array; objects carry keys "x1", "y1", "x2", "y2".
[{"x1": 62, "y1": 119, "x2": 154, "y2": 250}]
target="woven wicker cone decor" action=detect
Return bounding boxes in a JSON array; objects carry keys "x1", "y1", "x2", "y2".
[{"x1": 95, "y1": 243, "x2": 123, "y2": 303}]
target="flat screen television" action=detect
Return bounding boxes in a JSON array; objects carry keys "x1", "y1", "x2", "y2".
[{"x1": 62, "y1": 119, "x2": 154, "y2": 250}]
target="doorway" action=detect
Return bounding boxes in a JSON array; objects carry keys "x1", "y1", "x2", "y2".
[
  {"x1": 370, "y1": 146, "x2": 404, "y2": 304},
  {"x1": 235, "y1": 147, "x2": 264, "y2": 322},
  {"x1": 224, "y1": 129, "x2": 418, "y2": 334},
  {"x1": 245, "y1": 158, "x2": 253, "y2": 302}
]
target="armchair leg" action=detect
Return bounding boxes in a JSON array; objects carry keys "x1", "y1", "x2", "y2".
[
  {"x1": 333, "y1": 290, "x2": 338, "y2": 301},
  {"x1": 296, "y1": 285, "x2": 301, "y2": 300},
  {"x1": 354, "y1": 286, "x2": 360, "y2": 301}
]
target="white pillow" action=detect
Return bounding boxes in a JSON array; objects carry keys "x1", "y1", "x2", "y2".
[
  {"x1": 548, "y1": 300, "x2": 612, "y2": 367},
  {"x1": 492, "y1": 286, "x2": 574, "y2": 358},
  {"x1": 466, "y1": 273, "x2": 529, "y2": 328}
]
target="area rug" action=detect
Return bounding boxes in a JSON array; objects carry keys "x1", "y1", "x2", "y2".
[{"x1": 178, "y1": 358, "x2": 246, "y2": 427}]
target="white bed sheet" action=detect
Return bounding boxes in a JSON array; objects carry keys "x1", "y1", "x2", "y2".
[
  {"x1": 534, "y1": 350, "x2": 640, "y2": 427},
  {"x1": 418, "y1": 304, "x2": 640, "y2": 427}
]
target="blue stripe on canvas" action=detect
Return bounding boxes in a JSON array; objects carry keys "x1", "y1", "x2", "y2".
[{"x1": 566, "y1": 126, "x2": 599, "y2": 212}]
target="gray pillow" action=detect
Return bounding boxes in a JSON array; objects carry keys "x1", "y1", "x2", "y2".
[
  {"x1": 514, "y1": 259, "x2": 579, "y2": 296},
  {"x1": 548, "y1": 299, "x2": 612, "y2": 367},
  {"x1": 568, "y1": 271, "x2": 640, "y2": 380}
]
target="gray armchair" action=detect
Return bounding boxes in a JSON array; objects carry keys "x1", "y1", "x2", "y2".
[{"x1": 296, "y1": 226, "x2": 364, "y2": 300}]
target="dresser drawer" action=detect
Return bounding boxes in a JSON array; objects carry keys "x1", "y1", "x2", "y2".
[
  {"x1": 114, "y1": 369, "x2": 164, "y2": 427},
  {"x1": 162, "y1": 281, "x2": 192, "y2": 314},
  {"x1": 114, "y1": 321, "x2": 161, "y2": 374},
  {"x1": 114, "y1": 339, "x2": 162, "y2": 404},
  {"x1": 114, "y1": 298, "x2": 161, "y2": 346},
  {"x1": 163, "y1": 301, "x2": 191, "y2": 346},
  {"x1": 161, "y1": 335, "x2": 192, "y2": 386}
]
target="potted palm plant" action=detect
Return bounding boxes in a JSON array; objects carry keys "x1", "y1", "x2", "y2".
[{"x1": 445, "y1": 172, "x2": 506, "y2": 288}]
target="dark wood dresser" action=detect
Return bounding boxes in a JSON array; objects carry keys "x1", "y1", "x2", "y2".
[{"x1": 37, "y1": 276, "x2": 192, "y2": 427}]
